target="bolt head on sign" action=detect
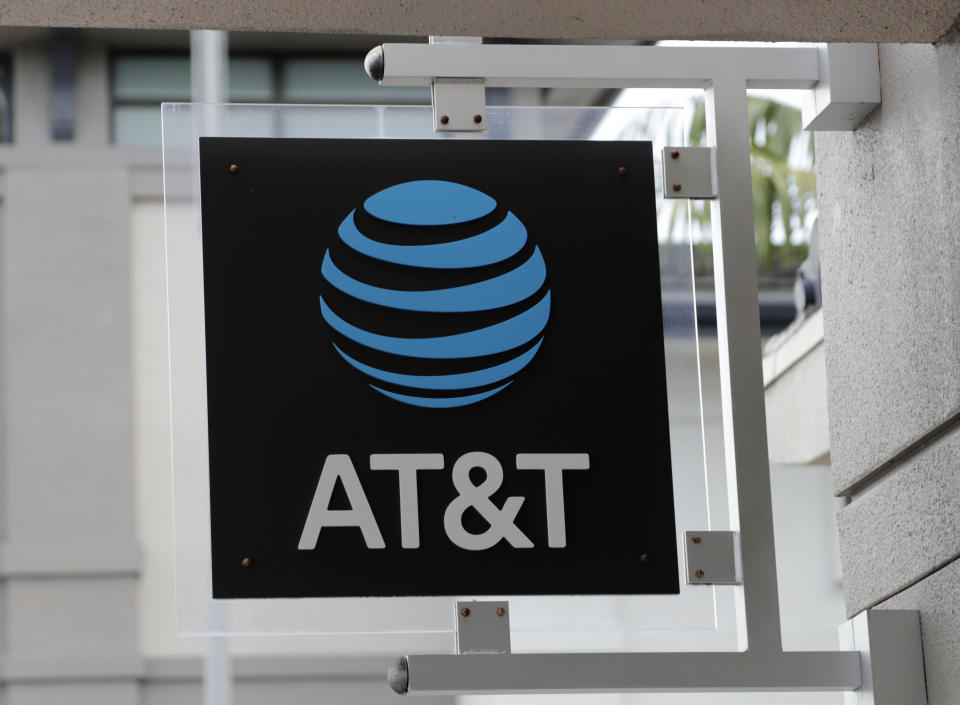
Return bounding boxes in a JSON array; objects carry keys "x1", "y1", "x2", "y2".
[{"x1": 198, "y1": 137, "x2": 678, "y2": 598}]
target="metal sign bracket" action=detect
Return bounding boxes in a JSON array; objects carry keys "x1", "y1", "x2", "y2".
[
  {"x1": 364, "y1": 39, "x2": 921, "y2": 703},
  {"x1": 662, "y1": 146, "x2": 718, "y2": 199},
  {"x1": 388, "y1": 609, "x2": 922, "y2": 698},
  {"x1": 801, "y1": 44, "x2": 881, "y2": 131},
  {"x1": 840, "y1": 610, "x2": 927, "y2": 705},
  {"x1": 456, "y1": 601, "x2": 511, "y2": 654},
  {"x1": 429, "y1": 37, "x2": 486, "y2": 132},
  {"x1": 684, "y1": 530, "x2": 742, "y2": 585}
]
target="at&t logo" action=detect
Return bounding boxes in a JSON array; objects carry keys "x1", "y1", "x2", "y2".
[{"x1": 318, "y1": 180, "x2": 550, "y2": 408}]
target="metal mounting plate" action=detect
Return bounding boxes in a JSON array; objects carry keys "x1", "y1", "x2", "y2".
[
  {"x1": 684, "y1": 531, "x2": 742, "y2": 585},
  {"x1": 456, "y1": 601, "x2": 511, "y2": 654},
  {"x1": 432, "y1": 78, "x2": 486, "y2": 132},
  {"x1": 429, "y1": 36, "x2": 486, "y2": 133},
  {"x1": 839, "y1": 610, "x2": 926, "y2": 705},
  {"x1": 661, "y1": 146, "x2": 717, "y2": 199},
  {"x1": 802, "y1": 44, "x2": 881, "y2": 131}
]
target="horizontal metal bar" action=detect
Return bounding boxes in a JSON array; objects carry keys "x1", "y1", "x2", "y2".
[
  {"x1": 378, "y1": 44, "x2": 820, "y2": 90},
  {"x1": 397, "y1": 651, "x2": 862, "y2": 695}
]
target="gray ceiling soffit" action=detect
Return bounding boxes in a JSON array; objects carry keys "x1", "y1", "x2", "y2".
[{"x1": 2, "y1": 0, "x2": 959, "y2": 43}]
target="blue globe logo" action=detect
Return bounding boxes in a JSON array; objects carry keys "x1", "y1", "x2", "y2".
[{"x1": 318, "y1": 180, "x2": 550, "y2": 408}]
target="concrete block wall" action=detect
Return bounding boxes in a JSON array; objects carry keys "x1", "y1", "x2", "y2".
[{"x1": 815, "y1": 27, "x2": 960, "y2": 703}]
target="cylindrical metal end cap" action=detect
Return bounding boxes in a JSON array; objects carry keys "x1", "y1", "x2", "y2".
[
  {"x1": 387, "y1": 657, "x2": 409, "y2": 694},
  {"x1": 364, "y1": 45, "x2": 385, "y2": 82}
]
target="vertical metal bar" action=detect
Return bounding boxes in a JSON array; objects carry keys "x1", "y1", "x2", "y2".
[
  {"x1": 704, "y1": 77, "x2": 782, "y2": 654},
  {"x1": 190, "y1": 30, "x2": 229, "y2": 104},
  {"x1": 202, "y1": 607, "x2": 235, "y2": 705},
  {"x1": 190, "y1": 29, "x2": 234, "y2": 705}
]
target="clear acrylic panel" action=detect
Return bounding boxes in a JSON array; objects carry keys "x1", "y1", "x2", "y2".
[{"x1": 162, "y1": 102, "x2": 738, "y2": 650}]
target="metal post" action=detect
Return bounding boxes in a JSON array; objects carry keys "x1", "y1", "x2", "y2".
[
  {"x1": 191, "y1": 30, "x2": 228, "y2": 104},
  {"x1": 704, "y1": 76, "x2": 782, "y2": 654},
  {"x1": 191, "y1": 30, "x2": 233, "y2": 705}
]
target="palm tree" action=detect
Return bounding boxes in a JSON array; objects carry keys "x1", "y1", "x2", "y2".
[{"x1": 685, "y1": 97, "x2": 816, "y2": 277}]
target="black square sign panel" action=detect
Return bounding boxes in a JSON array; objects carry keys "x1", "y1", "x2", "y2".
[{"x1": 199, "y1": 137, "x2": 678, "y2": 598}]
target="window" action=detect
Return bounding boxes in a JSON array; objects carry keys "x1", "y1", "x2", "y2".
[
  {"x1": 0, "y1": 55, "x2": 13, "y2": 143},
  {"x1": 111, "y1": 53, "x2": 429, "y2": 146}
]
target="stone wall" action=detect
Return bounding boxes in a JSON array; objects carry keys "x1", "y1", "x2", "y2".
[{"x1": 815, "y1": 27, "x2": 960, "y2": 702}]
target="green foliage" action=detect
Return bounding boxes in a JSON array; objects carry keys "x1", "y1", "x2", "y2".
[{"x1": 686, "y1": 97, "x2": 815, "y2": 277}]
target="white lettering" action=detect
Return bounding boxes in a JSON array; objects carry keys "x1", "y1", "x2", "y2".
[
  {"x1": 516, "y1": 453, "x2": 590, "y2": 548},
  {"x1": 298, "y1": 454, "x2": 385, "y2": 550},
  {"x1": 443, "y1": 451, "x2": 533, "y2": 550},
  {"x1": 370, "y1": 453, "x2": 444, "y2": 548},
  {"x1": 300, "y1": 452, "x2": 590, "y2": 551}
]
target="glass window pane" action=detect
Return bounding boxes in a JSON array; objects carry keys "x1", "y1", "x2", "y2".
[
  {"x1": 113, "y1": 55, "x2": 190, "y2": 101},
  {"x1": 114, "y1": 105, "x2": 161, "y2": 146},
  {"x1": 281, "y1": 57, "x2": 428, "y2": 104},
  {"x1": 229, "y1": 57, "x2": 274, "y2": 102}
]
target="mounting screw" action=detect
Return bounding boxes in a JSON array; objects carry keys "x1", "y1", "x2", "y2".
[
  {"x1": 618, "y1": 166, "x2": 627, "y2": 175},
  {"x1": 460, "y1": 607, "x2": 470, "y2": 617},
  {"x1": 496, "y1": 607, "x2": 505, "y2": 617},
  {"x1": 692, "y1": 535, "x2": 702, "y2": 544},
  {"x1": 671, "y1": 150, "x2": 680, "y2": 159},
  {"x1": 695, "y1": 569, "x2": 705, "y2": 579},
  {"x1": 240, "y1": 557, "x2": 252, "y2": 568},
  {"x1": 672, "y1": 183, "x2": 682, "y2": 192},
  {"x1": 229, "y1": 164, "x2": 239, "y2": 174},
  {"x1": 440, "y1": 115, "x2": 450, "y2": 125},
  {"x1": 640, "y1": 553, "x2": 649, "y2": 563},
  {"x1": 473, "y1": 114, "x2": 483, "y2": 124}
]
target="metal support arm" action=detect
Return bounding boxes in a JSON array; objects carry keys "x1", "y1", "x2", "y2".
[
  {"x1": 393, "y1": 651, "x2": 862, "y2": 695},
  {"x1": 374, "y1": 43, "x2": 821, "y2": 90},
  {"x1": 369, "y1": 41, "x2": 879, "y2": 131},
  {"x1": 391, "y1": 609, "x2": 925, "y2": 698}
]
